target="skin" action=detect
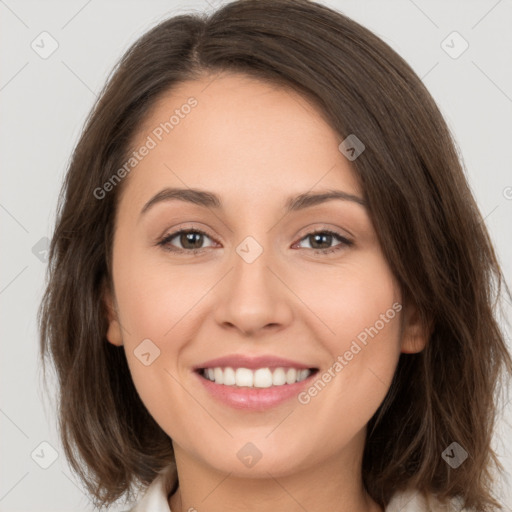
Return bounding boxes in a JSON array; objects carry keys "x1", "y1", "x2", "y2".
[{"x1": 104, "y1": 71, "x2": 428, "y2": 512}]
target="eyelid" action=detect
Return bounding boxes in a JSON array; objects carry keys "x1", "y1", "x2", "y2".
[
  {"x1": 294, "y1": 223, "x2": 354, "y2": 242},
  {"x1": 157, "y1": 222, "x2": 220, "y2": 243},
  {"x1": 157, "y1": 225, "x2": 219, "y2": 251},
  {"x1": 157, "y1": 223, "x2": 354, "y2": 255}
]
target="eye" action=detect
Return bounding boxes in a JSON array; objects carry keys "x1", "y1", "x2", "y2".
[
  {"x1": 157, "y1": 228, "x2": 216, "y2": 254},
  {"x1": 157, "y1": 227, "x2": 353, "y2": 256},
  {"x1": 293, "y1": 229, "x2": 353, "y2": 254}
]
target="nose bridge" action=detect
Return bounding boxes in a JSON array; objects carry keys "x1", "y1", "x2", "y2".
[
  {"x1": 230, "y1": 233, "x2": 276, "y2": 309},
  {"x1": 233, "y1": 235, "x2": 272, "y2": 291},
  {"x1": 213, "y1": 233, "x2": 292, "y2": 335}
]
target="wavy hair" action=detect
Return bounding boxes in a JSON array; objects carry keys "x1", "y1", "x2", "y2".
[{"x1": 38, "y1": 0, "x2": 512, "y2": 510}]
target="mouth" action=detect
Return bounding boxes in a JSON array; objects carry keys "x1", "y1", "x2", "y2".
[
  {"x1": 192, "y1": 354, "x2": 320, "y2": 410},
  {"x1": 195, "y1": 366, "x2": 320, "y2": 388},
  {"x1": 194, "y1": 365, "x2": 320, "y2": 410}
]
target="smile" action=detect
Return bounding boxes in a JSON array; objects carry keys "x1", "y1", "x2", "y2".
[
  {"x1": 194, "y1": 366, "x2": 319, "y2": 410},
  {"x1": 199, "y1": 366, "x2": 317, "y2": 387}
]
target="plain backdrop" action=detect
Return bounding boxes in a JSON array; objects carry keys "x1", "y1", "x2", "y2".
[{"x1": 1, "y1": 0, "x2": 511, "y2": 511}]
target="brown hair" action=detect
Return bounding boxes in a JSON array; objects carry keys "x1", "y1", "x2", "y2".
[{"x1": 38, "y1": 0, "x2": 512, "y2": 510}]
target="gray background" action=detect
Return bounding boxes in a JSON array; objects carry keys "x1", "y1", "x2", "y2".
[{"x1": 1, "y1": 0, "x2": 511, "y2": 510}]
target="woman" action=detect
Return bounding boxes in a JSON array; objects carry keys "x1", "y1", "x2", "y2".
[{"x1": 38, "y1": 0, "x2": 512, "y2": 510}]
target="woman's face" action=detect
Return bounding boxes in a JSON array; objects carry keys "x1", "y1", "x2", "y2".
[{"x1": 105, "y1": 72, "x2": 425, "y2": 477}]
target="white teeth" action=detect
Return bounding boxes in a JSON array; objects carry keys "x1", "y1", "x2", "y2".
[
  {"x1": 254, "y1": 368, "x2": 273, "y2": 388},
  {"x1": 223, "y1": 367, "x2": 236, "y2": 386},
  {"x1": 214, "y1": 367, "x2": 224, "y2": 384},
  {"x1": 285, "y1": 368, "x2": 297, "y2": 384},
  {"x1": 235, "y1": 368, "x2": 253, "y2": 387},
  {"x1": 202, "y1": 366, "x2": 313, "y2": 387},
  {"x1": 272, "y1": 367, "x2": 286, "y2": 386},
  {"x1": 297, "y1": 369, "x2": 310, "y2": 382}
]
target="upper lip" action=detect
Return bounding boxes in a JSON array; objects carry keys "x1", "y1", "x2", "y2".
[{"x1": 193, "y1": 354, "x2": 318, "y2": 371}]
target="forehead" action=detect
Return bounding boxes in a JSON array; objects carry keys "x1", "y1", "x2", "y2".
[{"x1": 121, "y1": 72, "x2": 362, "y2": 214}]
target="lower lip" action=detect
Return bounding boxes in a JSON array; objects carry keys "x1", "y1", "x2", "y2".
[{"x1": 194, "y1": 370, "x2": 318, "y2": 411}]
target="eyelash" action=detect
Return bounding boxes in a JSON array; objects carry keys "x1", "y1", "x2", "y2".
[{"x1": 157, "y1": 227, "x2": 353, "y2": 256}]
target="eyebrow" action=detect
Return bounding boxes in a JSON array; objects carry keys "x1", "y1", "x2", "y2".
[{"x1": 139, "y1": 187, "x2": 366, "y2": 218}]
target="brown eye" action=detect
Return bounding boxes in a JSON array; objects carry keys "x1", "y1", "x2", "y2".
[
  {"x1": 177, "y1": 231, "x2": 205, "y2": 250},
  {"x1": 295, "y1": 229, "x2": 353, "y2": 254},
  {"x1": 158, "y1": 229, "x2": 215, "y2": 254},
  {"x1": 308, "y1": 232, "x2": 335, "y2": 250}
]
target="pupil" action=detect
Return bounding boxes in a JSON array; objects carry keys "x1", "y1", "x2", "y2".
[
  {"x1": 182, "y1": 232, "x2": 203, "y2": 249},
  {"x1": 311, "y1": 233, "x2": 331, "y2": 249}
]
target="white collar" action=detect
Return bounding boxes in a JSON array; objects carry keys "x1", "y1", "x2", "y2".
[
  {"x1": 128, "y1": 464, "x2": 176, "y2": 512},
  {"x1": 127, "y1": 467, "x2": 465, "y2": 512}
]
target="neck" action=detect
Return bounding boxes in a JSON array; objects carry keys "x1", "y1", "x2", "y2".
[{"x1": 168, "y1": 433, "x2": 383, "y2": 512}]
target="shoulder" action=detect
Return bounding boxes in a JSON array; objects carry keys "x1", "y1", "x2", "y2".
[{"x1": 386, "y1": 488, "x2": 467, "y2": 512}]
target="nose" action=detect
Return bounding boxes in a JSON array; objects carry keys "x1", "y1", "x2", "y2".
[{"x1": 213, "y1": 244, "x2": 294, "y2": 337}]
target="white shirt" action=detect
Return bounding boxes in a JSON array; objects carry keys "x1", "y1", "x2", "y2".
[{"x1": 125, "y1": 464, "x2": 467, "y2": 512}]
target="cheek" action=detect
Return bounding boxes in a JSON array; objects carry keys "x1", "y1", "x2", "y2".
[
  {"x1": 114, "y1": 247, "x2": 207, "y2": 341},
  {"x1": 294, "y1": 254, "x2": 402, "y2": 424},
  {"x1": 294, "y1": 252, "x2": 401, "y2": 349},
  {"x1": 112, "y1": 250, "x2": 211, "y2": 429}
]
